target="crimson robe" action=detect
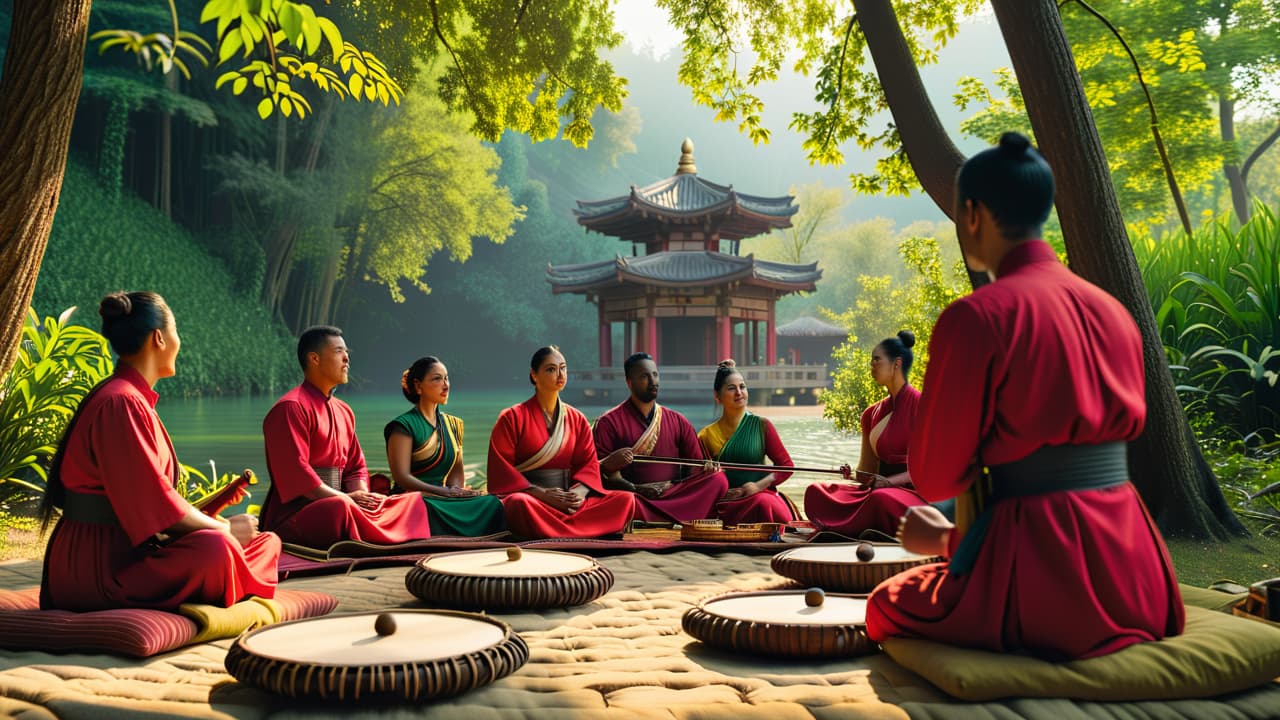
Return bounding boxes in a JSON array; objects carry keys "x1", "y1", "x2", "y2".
[
  {"x1": 261, "y1": 382, "x2": 429, "y2": 546},
  {"x1": 487, "y1": 397, "x2": 634, "y2": 538},
  {"x1": 865, "y1": 240, "x2": 1183, "y2": 659},
  {"x1": 804, "y1": 385, "x2": 927, "y2": 536},
  {"x1": 41, "y1": 366, "x2": 279, "y2": 611},
  {"x1": 593, "y1": 401, "x2": 729, "y2": 523}
]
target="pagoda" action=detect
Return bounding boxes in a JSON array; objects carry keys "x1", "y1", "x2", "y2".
[{"x1": 547, "y1": 140, "x2": 827, "y2": 404}]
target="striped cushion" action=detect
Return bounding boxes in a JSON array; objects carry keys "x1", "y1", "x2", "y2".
[{"x1": 0, "y1": 588, "x2": 336, "y2": 658}]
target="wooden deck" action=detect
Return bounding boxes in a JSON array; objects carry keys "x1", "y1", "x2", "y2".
[{"x1": 564, "y1": 363, "x2": 830, "y2": 406}]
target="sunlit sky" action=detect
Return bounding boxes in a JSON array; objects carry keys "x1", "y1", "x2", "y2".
[{"x1": 613, "y1": 3, "x2": 682, "y2": 59}]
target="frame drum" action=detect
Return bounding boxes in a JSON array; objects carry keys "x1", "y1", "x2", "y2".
[
  {"x1": 224, "y1": 609, "x2": 528, "y2": 702},
  {"x1": 405, "y1": 547, "x2": 615, "y2": 611},
  {"x1": 771, "y1": 544, "x2": 941, "y2": 593},
  {"x1": 682, "y1": 590, "x2": 874, "y2": 658}
]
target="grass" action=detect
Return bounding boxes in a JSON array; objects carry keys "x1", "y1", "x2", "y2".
[
  {"x1": 1165, "y1": 517, "x2": 1280, "y2": 588},
  {"x1": 0, "y1": 511, "x2": 43, "y2": 564}
]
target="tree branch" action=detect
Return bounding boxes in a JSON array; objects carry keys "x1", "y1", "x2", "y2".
[
  {"x1": 1059, "y1": 0, "x2": 1192, "y2": 236},
  {"x1": 428, "y1": 0, "x2": 476, "y2": 101},
  {"x1": 1241, "y1": 119, "x2": 1280, "y2": 188}
]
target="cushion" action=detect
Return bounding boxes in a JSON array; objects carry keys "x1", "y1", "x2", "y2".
[
  {"x1": 882, "y1": 605, "x2": 1280, "y2": 702},
  {"x1": 0, "y1": 587, "x2": 337, "y2": 657}
]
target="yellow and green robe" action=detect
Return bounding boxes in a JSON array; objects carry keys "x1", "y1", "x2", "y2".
[{"x1": 383, "y1": 408, "x2": 505, "y2": 536}]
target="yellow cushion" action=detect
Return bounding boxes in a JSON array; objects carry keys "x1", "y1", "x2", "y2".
[
  {"x1": 881, "y1": 606, "x2": 1280, "y2": 702},
  {"x1": 179, "y1": 597, "x2": 281, "y2": 644}
]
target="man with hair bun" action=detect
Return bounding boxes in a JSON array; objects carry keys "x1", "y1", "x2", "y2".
[
  {"x1": 593, "y1": 352, "x2": 730, "y2": 524},
  {"x1": 866, "y1": 133, "x2": 1183, "y2": 659},
  {"x1": 261, "y1": 326, "x2": 430, "y2": 547}
]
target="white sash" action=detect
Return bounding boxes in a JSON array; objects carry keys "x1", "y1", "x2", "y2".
[
  {"x1": 515, "y1": 400, "x2": 567, "y2": 473},
  {"x1": 631, "y1": 404, "x2": 663, "y2": 456}
]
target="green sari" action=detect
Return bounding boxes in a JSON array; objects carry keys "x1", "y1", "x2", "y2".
[
  {"x1": 717, "y1": 414, "x2": 769, "y2": 488},
  {"x1": 384, "y1": 408, "x2": 505, "y2": 536}
]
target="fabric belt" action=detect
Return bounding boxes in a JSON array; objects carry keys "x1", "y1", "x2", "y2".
[
  {"x1": 948, "y1": 442, "x2": 1129, "y2": 575},
  {"x1": 63, "y1": 491, "x2": 120, "y2": 526},
  {"x1": 523, "y1": 468, "x2": 571, "y2": 490},
  {"x1": 879, "y1": 461, "x2": 907, "y2": 477},
  {"x1": 314, "y1": 466, "x2": 342, "y2": 491}
]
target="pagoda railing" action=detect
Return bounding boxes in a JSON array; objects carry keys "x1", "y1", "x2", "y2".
[{"x1": 566, "y1": 364, "x2": 830, "y2": 406}]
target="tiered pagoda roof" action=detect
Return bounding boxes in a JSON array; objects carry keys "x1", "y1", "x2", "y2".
[
  {"x1": 573, "y1": 139, "x2": 798, "y2": 242},
  {"x1": 547, "y1": 252, "x2": 821, "y2": 294}
]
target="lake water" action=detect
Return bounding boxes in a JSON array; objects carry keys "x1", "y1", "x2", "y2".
[{"x1": 158, "y1": 388, "x2": 862, "y2": 511}]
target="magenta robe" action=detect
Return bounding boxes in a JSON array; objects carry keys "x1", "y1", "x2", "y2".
[
  {"x1": 866, "y1": 240, "x2": 1183, "y2": 659},
  {"x1": 487, "y1": 397, "x2": 634, "y2": 538},
  {"x1": 593, "y1": 401, "x2": 729, "y2": 523},
  {"x1": 42, "y1": 366, "x2": 279, "y2": 611},
  {"x1": 804, "y1": 385, "x2": 926, "y2": 536},
  {"x1": 261, "y1": 382, "x2": 429, "y2": 546}
]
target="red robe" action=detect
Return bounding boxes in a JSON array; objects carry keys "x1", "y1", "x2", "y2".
[
  {"x1": 593, "y1": 401, "x2": 729, "y2": 523},
  {"x1": 41, "y1": 366, "x2": 280, "y2": 611},
  {"x1": 261, "y1": 382, "x2": 429, "y2": 546},
  {"x1": 865, "y1": 240, "x2": 1183, "y2": 660},
  {"x1": 804, "y1": 385, "x2": 927, "y2": 536},
  {"x1": 487, "y1": 397, "x2": 635, "y2": 538},
  {"x1": 697, "y1": 417, "x2": 797, "y2": 525}
]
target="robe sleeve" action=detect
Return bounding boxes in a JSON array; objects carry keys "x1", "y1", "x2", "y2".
[
  {"x1": 675, "y1": 414, "x2": 706, "y2": 462},
  {"x1": 94, "y1": 395, "x2": 188, "y2": 547},
  {"x1": 337, "y1": 403, "x2": 369, "y2": 492},
  {"x1": 907, "y1": 300, "x2": 998, "y2": 502},
  {"x1": 485, "y1": 407, "x2": 530, "y2": 495},
  {"x1": 569, "y1": 408, "x2": 606, "y2": 494},
  {"x1": 263, "y1": 399, "x2": 324, "y2": 503},
  {"x1": 761, "y1": 419, "x2": 793, "y2": 485},
  {"x1": 592, "y1": 410, "x2": 622, "y2": 460}
]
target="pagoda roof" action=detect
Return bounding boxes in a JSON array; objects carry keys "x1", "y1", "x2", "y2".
[
  {"x1": 776, "y1": 316, "x2": 848, "y2": 338},
  {"x1": 547, "y1": 251, "x2": 820, "y2": 294},
  {"x1": 574, "y1": 140, "x2": 797, "y2": 242}
]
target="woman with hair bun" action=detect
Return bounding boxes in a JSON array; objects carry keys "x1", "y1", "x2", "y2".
[
  {"x1": 696, "y1": 359, "x2": 796, "y2": 524},
  {"x1": 485, "y1": 346, "x2": 635, "y2": 538},
  {"x1": 39, "y1": 291, "x2": 280, "y2": 611},
  {"x1": 804, "y1": 330, "x2": 928, "y2": 537},
  {"x1": 383, "y1": 356, "x2": 504, "y2": 536},
  {"x1": 867, "y1": 133, "x2": 1182, "y2": 659}
]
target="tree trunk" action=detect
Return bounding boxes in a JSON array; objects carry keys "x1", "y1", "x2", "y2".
[
  {"x1": 853, "y1": 0, "x2": 987, "y2": 290},
  {"x1": 0, "y1": 0, "x2": 94, "y2": 379},
  {"x1": 159, "y1": 71, "x2": 176, "y2": 219},
  {"x1": 988, "y1": 0, "x2": 1243, "y2": 539},
  {"x1": 1219, "y1": 96, "x2": 1252, "y2": 225}
]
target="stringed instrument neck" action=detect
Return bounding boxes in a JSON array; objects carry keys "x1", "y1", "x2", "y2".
[{"x1": 194, "y1": 469, "x2": 256, "y2": 517}]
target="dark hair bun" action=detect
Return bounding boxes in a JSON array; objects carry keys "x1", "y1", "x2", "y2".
[
  {"x1": 718, "y1": 358, "x2": 737, "y2": 370},
  {"x1": 99, "y1": 292, "x2": 132, "y2": 320},
  {"x1": 999, "y1": 132, "x2": 1031, "y2": 156},
  {"x1": 896, "y1": 329, "x2": 916, "y2": 349}
]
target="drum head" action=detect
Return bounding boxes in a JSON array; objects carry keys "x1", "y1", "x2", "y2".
[
  {"x1": 777, "y1": 543, "x2": 931, "y2": 565},
  {"x1": 225, "y1": 610, "x2": 528, "y2": 703},
  {"x1": 771, "y1": 543, "x2": 942, "y2": 594},
  {"x1": 406, "y1": 548, "x2": 615, "y2": 611},
  {"x1": 421, "y1": 548, "x2": 597, "y2": 577},
  {"x1": 682, "y1": 590, "x2": 874, "y2": 659}
]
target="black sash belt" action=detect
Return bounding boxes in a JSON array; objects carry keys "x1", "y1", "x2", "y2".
[
  {"x1": 949, "y1": 442, "x2": 1129, "y2": 574},
  {"x1": 63, "y1": 491, "x2": 120, "y2": 526},
  {"x1": 523, "y1": 468, "x2": 571, "y2": 490}
]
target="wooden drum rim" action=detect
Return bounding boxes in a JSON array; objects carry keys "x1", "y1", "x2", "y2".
[{"x1": 416, "y1": 548, "x2": 603, "y2": 578}]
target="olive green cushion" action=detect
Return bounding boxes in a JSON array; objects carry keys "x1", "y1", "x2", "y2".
[{"x1": 881, "y1": 606, "x2": 1280, "y2": 702}]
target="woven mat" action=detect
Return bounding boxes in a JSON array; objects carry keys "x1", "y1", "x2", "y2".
[{"x1": 1, "y1": 551, "x2": 1277, "y2": 719}]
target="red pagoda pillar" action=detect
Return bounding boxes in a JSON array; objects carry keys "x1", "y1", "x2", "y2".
[
  {"x1": 598, "y1": 305, "x2": 612, "y2": 368},
  {"x1": 766, "y1": 303, "x2": 777, "y2": 366},
  {"x1": 717, "y1": 314, "x2": 732, "y2": 363},
  {"x1": 645, "y1": 296, "x2": 658, "y2": 359}
]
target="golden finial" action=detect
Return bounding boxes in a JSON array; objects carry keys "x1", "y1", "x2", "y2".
[{"x1": 675, "y1": 138, "x2": 696, "y2": 175}]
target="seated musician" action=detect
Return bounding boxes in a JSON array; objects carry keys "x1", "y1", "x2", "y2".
[
  {"x1": 40, "y1": 291, "x2": 280, "y2": 611},
  {"x1": 866, "y1": 133, "x2": 1183, "y2": 659},
  {"x1": 261, "y1": 326, "x2": 430, "y2": 547},
  {"x1": 486, "y1": 346, "x2": 635, "y2": 538},
  {"x1": 804, "y1": 330, "x2": 928, "y2": 537},
  {"x1": 696, "y1": 360, "x2": 796, "y2": 524},
  {"x1": 383, "y1": 356, "x2": 504, "y2": 536},
  {"x1": 593, "y1": 352, "x2": 729, "y2": 524}
]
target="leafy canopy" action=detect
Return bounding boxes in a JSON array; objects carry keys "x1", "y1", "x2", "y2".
[{"x1": 657, "y1": 0, "x2": 982, "y2": 195}]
